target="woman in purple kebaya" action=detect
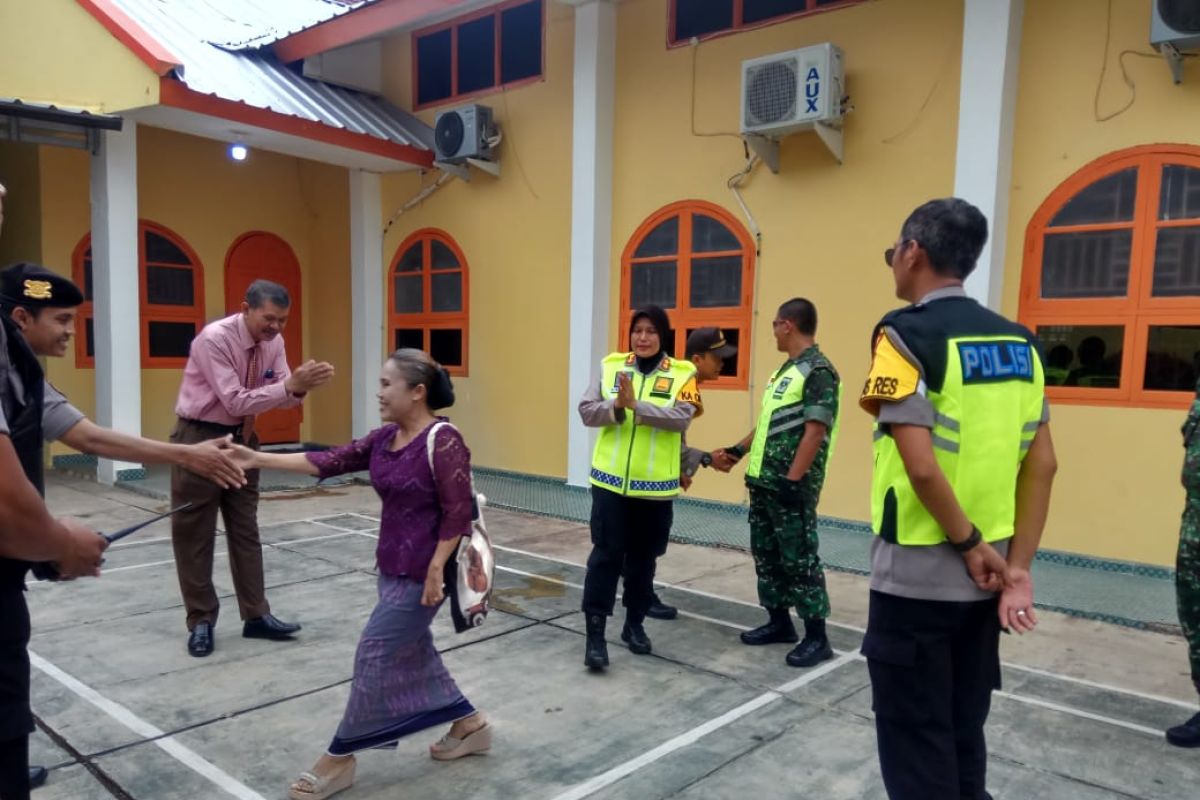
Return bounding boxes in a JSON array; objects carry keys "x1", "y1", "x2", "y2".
[{"x1": 231, "y1": 348, "x2": 490, "y2": 800}]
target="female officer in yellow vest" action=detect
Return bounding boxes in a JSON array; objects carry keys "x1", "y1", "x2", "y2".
[
  {"x1": 577, "y1": 305, "x2": 700, "y2": 670},
  {"x1": 860, "y1": 198, "x2": 1057, "y2": 800}
]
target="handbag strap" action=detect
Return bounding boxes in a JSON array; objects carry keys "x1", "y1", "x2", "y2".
[
  {"x1": 425, "y1": 421, "x2": 483, "y2": 523},
  {"x1": 425, "y1": 421, "x2": 450, "y2": 478}
]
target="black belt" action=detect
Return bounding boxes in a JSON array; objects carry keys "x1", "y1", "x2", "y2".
[{"x1": 178, "y1": 418, "x2": 243, "y2": 438}]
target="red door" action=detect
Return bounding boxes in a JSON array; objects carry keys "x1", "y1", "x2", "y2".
[{"x1": 224, "y1": 232, "x2": 303, "y2": 444}]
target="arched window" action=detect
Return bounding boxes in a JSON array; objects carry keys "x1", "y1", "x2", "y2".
[
  {"x1": 1019, "y1": 145, "x2": 1200, "y2": 408},
  {"x1": 620, "y1": 200, "x2": 754, "y2": 389},
  {"x1": 388, "y1": 229, "x2": 469, "y2": 375},
  {"x1": 73, "y1": 221, "x2": 206, "y2": 369}
]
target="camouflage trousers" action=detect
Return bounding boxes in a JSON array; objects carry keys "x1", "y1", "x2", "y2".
[
  {"x1": 747, "y1": 485, "x2": 830, "y2": 620},
  {"x1": 1178, "y1": 491, "x2": 1200, "y2": 694}
]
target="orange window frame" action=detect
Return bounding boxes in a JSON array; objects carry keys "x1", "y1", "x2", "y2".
[
  {"x1": 73, "y1": 220, "x2": 206, "y2": 370},
  {"x1": 667, "y1": 0, "x2": 863, "y2": 47},
  {"x1": 388, "y1": 228, "x2": 470, "y2": 376},
  {"x1": 619, "y1": 200, "x2": 755, "y2": 390},
  {"x1": 411, "y1": 0, "x2": 545, "y2": 111},
  {"x1": 1018, "y1": 144, "x2": 1200, "y2": 409}
]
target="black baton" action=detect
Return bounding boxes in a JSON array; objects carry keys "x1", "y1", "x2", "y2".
[
  {"x1": 31, "y1": 502, "x2": 194, "y2": 581},
  {"x1": 104, "y1": 502, "x2": 194, "y2": 543}
]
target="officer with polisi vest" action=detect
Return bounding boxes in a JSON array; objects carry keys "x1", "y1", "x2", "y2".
[
  {"x1": 860, "y1": 198, "x2": 1057, "y2": 800},
  {"x1": 577, "y1": 305, "x2": 700, "y2": 670},
  {"x1": 714, "y1": 298, "x2": 841, "y2": 669}
]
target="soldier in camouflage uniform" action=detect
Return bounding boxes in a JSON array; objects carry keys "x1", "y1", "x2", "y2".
[
  {"x1": 719, "y1": 298, "x2": 840, "y2": 668},
  {"x1": 1168, "y1": 374, "x2": 1200, "y2": 748}
]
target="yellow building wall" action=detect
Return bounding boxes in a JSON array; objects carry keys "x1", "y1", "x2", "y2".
[
  {"x1": 0, "y1": 142, "x2": 43, "y2": 266},
  {"x1": 376, "y1": 2, "x2": 576, "y2": 477},
  {"x1": 38, "y1": 127, "x2": 353, "y2": 453},
  {"x1": 302, "y1": 161, "x2": 353, "y2": 446},
  {"x1": 0, "y1": 0, "x2": 159, "y2": 113},
  {"x1": 1003, "y1": 0, "x2": 1200, "y2": 565},
  {"x1": 374, "y1": 0, "x2": 963, "y2": 506},
  {"x1": 20, "y1": 0, "x2": 1185, "y2": 568},
  {"x1": 38, "y1": 145, "x2": 93, "y2": 435},
  {"x1": 611, "y1": 0, "x2": 964, "y2": 519}
]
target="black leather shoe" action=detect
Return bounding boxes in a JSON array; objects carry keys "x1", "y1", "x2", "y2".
[
  {"x1": 242, "y1": 614, "x2": 301, "y2": 640},
  {"x1": 28, "y1": 765, "x2": 48, "y2": 789},
  {"x1": 187, "y1": 622, "x2": 214, "y2": 657},
  {"x1": 786, "y1": 636, "x2": 834, "y2": 668},
  {"x1": 740, "y1": 608, "x2": 798, "y2": 646},
  {"x1": 645, "y1": 593, "x2": 678, "y2": 620},
  {"x1": 1166, "y1": 711, "x2": 1200, "y2": 747},
  {"x1": 621, "y1": 622, "x2": 653, "y2": 655},
  {"x1": 584, "y1": 614, "x2": 609, "y2": 670}
]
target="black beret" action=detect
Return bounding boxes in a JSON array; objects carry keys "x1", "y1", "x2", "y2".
[{"x1": 0, "y1": 262, "x2": 84, "y2": 309}]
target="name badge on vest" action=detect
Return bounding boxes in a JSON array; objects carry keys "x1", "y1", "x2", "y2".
[
  {"x1": 772, "y1": 376, "x2": 793, "y2": 399},
  {"x1": 957, "y1": 341, "x2": 1034, "y2": 384},
  {"x1": 649, "y1": 376, "x2": 674, "y2": 399},
  {"x1": 611, "y1": 369, "x2": 634, "y2": 393}
]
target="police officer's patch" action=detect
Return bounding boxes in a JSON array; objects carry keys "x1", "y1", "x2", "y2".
[
  {"x1": 676, "y1": 376, "x2": 701, "y2": 406},
  {"x1": 860, "y1": 332, "x2": 921, "y2": 415},
  {"x1": 957, "y1": 340, "x2": 1034, "y2": 384},
  {"x1": 650, "y1": 376, "x2": 675, "y2": 398}
]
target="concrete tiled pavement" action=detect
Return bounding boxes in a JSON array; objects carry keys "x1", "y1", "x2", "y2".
[{"x1": 23, "y1": 474, "x2": 1200, "y2": 799}]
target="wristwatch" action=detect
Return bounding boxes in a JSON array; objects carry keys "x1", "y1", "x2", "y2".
[
  {"x1": 700, "y1": 452, "x2": 713, "y2": 468},
  {"x1": 951, "y1": 524, "x2": 983, "y2": 553}
]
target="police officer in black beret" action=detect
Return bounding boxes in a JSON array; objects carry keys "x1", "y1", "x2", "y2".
[
  {"x1": 0, "y1": 258, "x2": 246, "y2": 796},
  {"x1": 0, "y1": 196, "x2": 108, "y2": 799}
]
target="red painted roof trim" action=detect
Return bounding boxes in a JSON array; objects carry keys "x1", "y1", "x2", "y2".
[
  {"x1": 158, "y1": 78, "x2": 434, "y2": 168},
  {"x1": 273, "y1": 0, "x2": 470, "y2": 63},
  {"x1": 75, "y1": 0, "x2": 181, "y2": 76}
]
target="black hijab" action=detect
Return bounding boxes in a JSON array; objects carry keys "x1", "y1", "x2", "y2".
[{"x1": 629, "y1": 305, "x2": 672, "y2": 374}]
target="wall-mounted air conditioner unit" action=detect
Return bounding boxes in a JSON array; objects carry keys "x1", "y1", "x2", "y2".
[
  {"x1": 1151, "y1": 0, "x2": 1200, "y2": 83},
  {"x1": 740, "y1": 42, "x2": 844, "y2": 170},
  {"x1": 433, "y1": 104, "x2": 499, "y2": 178}
]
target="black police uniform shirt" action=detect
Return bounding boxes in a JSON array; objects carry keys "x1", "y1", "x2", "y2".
[{"x1": 0, "y1": 330, "x2": 86, "y2": 443}]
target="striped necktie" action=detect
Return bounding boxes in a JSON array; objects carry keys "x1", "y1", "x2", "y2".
[{"x1": 241, "y1": 345, "x2": 260, "y2": 442}]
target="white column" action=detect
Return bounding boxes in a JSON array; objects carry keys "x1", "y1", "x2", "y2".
[
  {"x1": 956, "y1": 0, "x2": 1023, "y2": 310},
  {"x1": 564, "y1": 0, "x2": 616, "y2": 486},
  {"x1": 349, "y1": 170, "x2": 383, "y2": 439},
  {"x1": 90, "y1": 123, "x2": 141, "y2": 484}
]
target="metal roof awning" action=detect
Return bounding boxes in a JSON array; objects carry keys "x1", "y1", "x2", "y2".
[
  {"x1": 0, "y1": 99, "x2": 123, "y2": 153},
  {"x1": 77, "y1": 0, "x2": 433, "y2": 170}
]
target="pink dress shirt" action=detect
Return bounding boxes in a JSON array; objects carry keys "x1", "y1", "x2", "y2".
[{"x1": 174, "y1": 313, "x2": 302, "y2": 425}]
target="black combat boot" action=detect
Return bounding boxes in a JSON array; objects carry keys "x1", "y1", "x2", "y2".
[
  {"x1": 739, "y1": 607, "x2": 799, "y2": 646},
  {"x1": 646, "y1": 591, "x2": 678, "y2": 620},
  {"x1": 584, "y1": 614, "x2": 609, "y2": 670},
  {"x1": 621, "y1": 619, "x2": 653, "y2": 655},
  {"x1": 786, "y1": 617, "x2": 834, "y2": 667},
  {"x1": 1166, "y1": 711, "x2": 1200, "y2": 747}
]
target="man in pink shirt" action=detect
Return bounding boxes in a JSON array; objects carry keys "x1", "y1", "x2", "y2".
[{"x1": 171, "y1": 279, "x2": 334, "y2": 657}]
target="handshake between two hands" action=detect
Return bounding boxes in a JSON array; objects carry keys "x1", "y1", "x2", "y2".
[{"x1": 680, "y1": 448, "x2": 742, "y2": 491}]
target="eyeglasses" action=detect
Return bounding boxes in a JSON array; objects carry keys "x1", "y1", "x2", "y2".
[{"x1": 885, "y1": 239, "x2": 916, "y2": 267}]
